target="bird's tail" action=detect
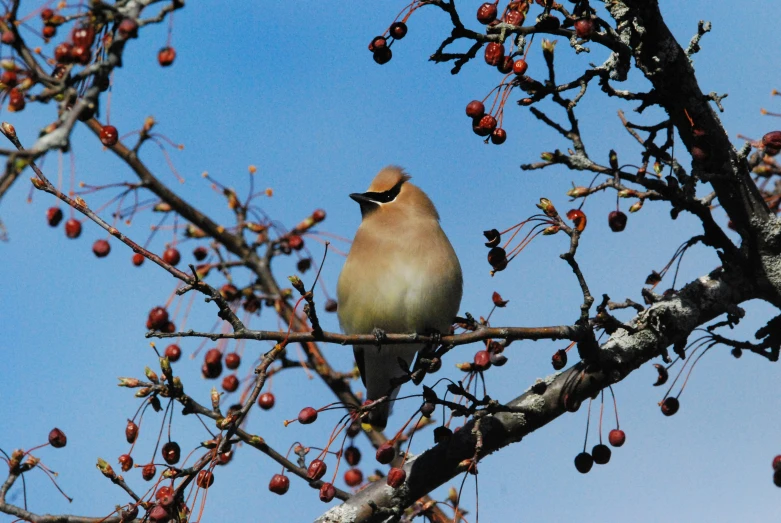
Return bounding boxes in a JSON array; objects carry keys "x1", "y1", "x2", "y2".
[{"x1": 362, "y1": 344, "x2": 420, "y2": 430}]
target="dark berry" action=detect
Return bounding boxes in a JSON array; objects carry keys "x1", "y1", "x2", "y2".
[
  {"x1": 161, "y1": 441, "x2": 180, "y2": 465},
  {"x1": 661, "y1": 397, "x2": 679, "y2": 416},
  {"x1": 47, "y1": 207, "x2": 63, "y2": 227},
  {"x1": 592, "y1": 444, "x2": 611, "y2": 465},
  {"x1": 574, "y1": 452, "x2": 593, "y2": 473},
  {"x1": 269, "y1": 473, "x2": 290, "y2": 495},
  {"x1": 258, "y1": 392, "x2": 275, "y2": 410},
  {"x1": 48, "y1": 428, "x2": 67, "y2": 448},
  {"x1": 608, "y1": 210, "x2": 627, "y2": 232},
  {"x1": 298, "y1": 406, "x2": 318, "y2": 424}
]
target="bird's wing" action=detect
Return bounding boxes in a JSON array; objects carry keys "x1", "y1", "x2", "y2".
[{"x1": 353, "y1": 346, "x2": 366, "y2": 387}]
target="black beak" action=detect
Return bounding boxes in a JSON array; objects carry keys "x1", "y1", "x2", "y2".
[{"x1": 349, "y1": 193, "x2": 373, "y2": 205}]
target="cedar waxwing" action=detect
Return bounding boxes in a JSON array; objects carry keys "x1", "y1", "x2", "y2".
[{"x1": 337, "y1": 166, "x2": 463, "y2": 429}]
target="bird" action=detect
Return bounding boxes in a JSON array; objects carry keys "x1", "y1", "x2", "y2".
[{"x1": 337, "y1": 166, "x2": 463, "y2": 429}]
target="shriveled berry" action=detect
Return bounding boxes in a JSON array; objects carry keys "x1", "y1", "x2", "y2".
[
  {"x1": 390, "y1": 22, "x2": 407, "y2": 39},
  {"x1": 298, "y1": 406, "x2": 318, "y2": 424},
  {"x1": 608, "y1": 429, "x2": 625, "y2": 447},
  {"x1": 552, "y1": 349, "x2": 567, "y2": 370},
  {"x1": 386, "y1": 467, "x2": 406, "y2": 488},
  {"x1": 375, "y1": 442, "x2": 395, "y2": 464},
  {"x1": 484, "y1": 42, "x2": 504, "y2": 66},
  {"x1": 142, "y1": 463, "x2": 156, "y2": 481},
  {"x1": 158, "y1": 46, "x2": 176, "y2": 67},
  {"x1": 161, "y1": 441, "x2": 180, "y2": 465},
  {"x1": 319, "y1": 482, "x2": 336, "y2": 502},
  {"x1": 269, "y1": 473, "x2": 289, "y2": 495},
  {"x1": 761, "y1": 131, "x2": 781, "y2": 156},
  {"x1": 125, "y1": 420, "x2": 139, "y2": 443},
  {"x1": 196, "y1": 470, "x2": 214, "y2": 488},
  {"x1": 307, "y1": 459, "x2": 327, "y2": 480},
  {"x1": 47, "y1": 207, "x2": 63, "y2": 227},
  {"x1": 148, "y1": 504, "x2": 168, "y2": 522},
  {"x1": 344, "y1": 467, "x2": 363, "y2": 487},
  {"x1": 345, "y1": 446, "x2": 361, "y2": 466},
  {"x1": 574, "y1": 452, "x2": 593, "y2": 473},
  {"x1": 258, "y1": 392, "x2": 275, "y2": 410},
  {"x1": 48, "y1": 428, "x2": 67, "y2": 448},
  {"x1": 118, "y1": 454, "x2": 133, "y2": 472},
  {"x1": 100, "y1": 125, "x2": 118, "y2": 146},
  {"x1": 661, "y1": 396, "x2": 679, "y2": 416},
  {"x1": 476, "y1": 2, "x2": 497, "y2": 24},
  {"x1": 566, "y1": 209, "x2": 587, "y2": 232},
  {"x1": 420, "y1": 402, "x2": 436, "y2": 418},
  {"x1": 92, "y1": 239, "x2": 111, "y2": 258},
  {"x1": 162, "y1": 247, "x2": 181, "y2": 266},
  {"x1": 608, "y1": 210, "x2": 627, "y2": 232},
  {"x1": 592, "y1": 444, "x2": 611, "y2": 464},
  {"x1": 504, "y1": 9, "x2": 525, "y2": 25}
]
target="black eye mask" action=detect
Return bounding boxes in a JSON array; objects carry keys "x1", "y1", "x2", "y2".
[{"x1": 349, "y1": 180, "x2": 405, "y2": 215}]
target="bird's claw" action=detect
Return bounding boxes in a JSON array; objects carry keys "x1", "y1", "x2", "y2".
[
  {"x1": 425, "y1": 329, "x2": 442, "y2": 348},
  {"x1": 372, "y1": 327, "x2": 387, "y2": 346}
]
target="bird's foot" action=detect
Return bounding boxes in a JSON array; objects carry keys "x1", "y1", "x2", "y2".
[
  {"x1": 372, "y1": 327, "x2": 387, "y2": 346},
  {"x1": 424, "y1": 329, "x2": 442, "y2": 348}
]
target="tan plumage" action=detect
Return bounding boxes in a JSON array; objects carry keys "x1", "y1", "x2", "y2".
[{"x1": 337, "y1": 166, "x2": 463, "y2": 428}]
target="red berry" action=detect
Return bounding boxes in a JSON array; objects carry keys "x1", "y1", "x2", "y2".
[
  {"x1": 132, "y1": 253, "x2": 145, "y2": 266},
  {"x1": 155, "y1": 485, "x2": 174, "y2": 501},
  {"x1": 490, "y1": 128, "x2": 507, "y2": 145},
  {"x1": 512, "y1": 58, "x2": 528, "y2": 76},
  {"x1": 204, "y1": 348, "x2": 222, "y2": 366},
  {"x1": 661, "y1": 397, "x2": 679, "y2": 416},
  {"x1": 164, "y1": 344, "x2": 181, "y2": 362},
  {"x1": 147, "y1": 306, "x2": 169, "y2": 330},
  {"x1": 465, "y1": 100, "x2": 485, "y2": 119},
  {"x1": 92, "y1": 239, "x2": 111, "y2": 258},
  {"x1": 473, "y1": 114, "x2": 497, "y2": 137},
  {"x1": 118, "y1": 454, "x2": 133, "y2": 472},
  {"x1": 608, "y1": 429, "x2": 626, "y2": 447},
  {"x1": 196, "y1": 470, "x2": 214, "y2": 489},
  {"x1": 773, "y1": 455, "x2": 781, "y2": 471},
  {"x1": 42, "y1": 25, "x2": 56, "y2": 39},
  {"x1": 386, "y1": 467, "x2": 406, "y2": 488},
  {"x1": 574, "y1": 18, "x2": 595, "y2": 39},
  {"x1": 40, "y1": 8, "x2": 54, "y2": 21},
  {"x1": 225, "y1": 352, "x2": 241, "y2": 369},
  {"x1": 373, "y1": 47, "x2": 392, "y2": 65},
  {"x1": 141, "y1": 463, "x2": 156, "y2": 481},
  {"x1": 344, "y1": 467, "x2": 363, "y2": 487},
  {"x1": 118, "y1": 18, "x2": 138, "y2": 39},
  {"x1": 258, "y1": 392, "x2": 275, "y2": 410},
  {"x1": 484, "y1": 42, "x2": 504, "y2": 66},
  {"x1": 551, "y1": 349, "x2": 567, "y2": 370},
  {"x1": 324, "y1": 299, "x2": 338, "y2": 313},
  {"x1": 1, "y1": 70, "x2": 17, "y2": 87},
  {"x1": 504, "y1": 9, "x2": 525, "y2": 25},
  {"x1": 390, "y1": 22, "x2": 407, "y2": 40},
  {"x1": 608, "y1": 210, "x2": 627, "y2": 232},
  {"x1": 288, "y1": 235, "x2": 304, "y2": 250},
  {"x1": 222, "y1": 374, "x2": 239, "y2": 393},
  {"x1": 72, "y1": 24, "x2": 95, "y2": 47},
  {"x1": 592, "y1": 444, "x2": 611, "y2": 465},
  {"x1": 473, "y1": 350, "x2": 491, "y2": 371},
  {"x1": 298, "y1": 407, "x2": 318, "y2": 424},
  {"x1": 64, "y1": 218, "x2": 82, "y2": 239},
  {"x1": 193, "y1": 246, "x2": 208, "y2": 261},
  {"x1": 125, "y1": 420, "x2": 139, "y2": 443},
  {"x1": 476, "y1": 3, "x2": 497, "y2": 24},
  {"x1": 161, "y1": 441, "x2": 180, "y2": 465},
  {"x1": 566, "y1": 209, "x2": 587, "y2": 232},
  {"x1": 47, "y1": 207, "x2": 63, "y2": 227},
  {"x1": 307, "y1": 459, "x2": 327, "y2": 481},
  {"x1": 48, "y1": 428, "x2": 67, "y2": 448},
  {"x1": 345, "y1": 446, "x2": 361, "y2": 466},
  {"x1": 158, "y1": 46, "x2": 176, "y2": 67},
  {"x1": 70, "y1": 45, "x2": 91, "y2": 65},
  {"x1": 8, "y1": 88, "x2": 25, "y2": 111},
  {"x1": 100, "y1": 125, "x2": 119, "y2": 146},
  {"x1": 269, "y1": 474, "x2": 289, "y2": 495},
  {"x1": 375, "y1": 442, "x2": 395, "y2": 465},
  {"x1": 574, "y1": 452, "x2": 593, "y2": 473},
  {"x1": 312, "y1": 209, "x2": 326, "y2": 222},
  {"x1": 202, "y1": 361, "x2": 222, "y2": 379},
  {"x1": 319, "y1": 482, "x2": 336, "y2": 502},
  {"x1": 54, "y1": 42, "x2": 73, "y2": 63},
  {"x1": 761, "y1": 131, "x2": 781, "y2": 156},
  {"x1": 1, "y1": 31, "x2": 14, "y2": 44},
  {"x1": 368, "y1": 36, "x2": 387, "y2": 52},
  {"x1": 162, "y1": 247, "x2": 181, "y2": 266}
]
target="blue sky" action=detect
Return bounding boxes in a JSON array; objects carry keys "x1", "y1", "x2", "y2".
[{"x1": 1, "y1": 2, "x2": 780, "y2": 522}]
